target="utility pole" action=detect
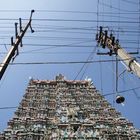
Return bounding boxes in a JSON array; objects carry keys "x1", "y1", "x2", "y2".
[
  {"x1": 0, "y1": 10, "x2": 35, "y2": 80},
  {"x1": 96, "y1": 26, "x2": 140, "y2": 78}
]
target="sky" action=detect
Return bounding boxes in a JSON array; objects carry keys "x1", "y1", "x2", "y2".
[{"x1": 0, "y1": 0, "x2": 140, "y2": 131}]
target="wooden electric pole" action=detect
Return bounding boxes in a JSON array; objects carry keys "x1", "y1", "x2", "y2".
[
  {"x1": 96, "y1": 26, "x2": 140, "y2": 78},
  {"x1": 0, "y1": 10, "x2": 35, "y2": 80}
]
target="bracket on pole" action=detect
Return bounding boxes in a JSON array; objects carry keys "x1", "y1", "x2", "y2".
[
  {"x1": 95, "y1": 26, "x2": 140, "y2": 78},
  {"x1": 29, "y1": 10, "x2": 35, "y2": 33},
  {"x1": 15, "y1": 22, "x2": 18, "y2": 38},
  {"x1": 12, "y1": 10, "x2": 35, "y2": 61},
  {"x1": 19, "y1": 18, "x2": 23, "y2": 47},
  {"x1": 96, "y1": 26, "x2": 120, "y2": 56}
]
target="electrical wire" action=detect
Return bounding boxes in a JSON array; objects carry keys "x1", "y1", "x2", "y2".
[
  {"x1": 0, "y1": 106, "x2": 17, "y2": 110},
  {"x1": 0, "y1": 58, "x2": 133, "y2": 65},
  {"x1": 99, "y1": 1, "x2": 139, "y2": 12},
  {"x1": 0, "y1": 18, "x2": 139, "y2": 24},
  {"x1": 74, "y1": 47, "x2": 97, "y2": 80},
  {"x1": 103, "y1": 86, "x2": 140, "y2": 97},
  {"x1": 121, "y1": 0, "x2": 139, "y2": 5},
  {"x1": 138, "y1": 0, "x2": 140, "y2": 54},
  {"x1": 0, "y1": 9, "x2": 139, "y2": 14}
]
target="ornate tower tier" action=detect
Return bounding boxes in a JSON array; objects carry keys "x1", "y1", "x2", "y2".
[{"x1": 0, "y1": 74, "x2": 140, "y2": 140}]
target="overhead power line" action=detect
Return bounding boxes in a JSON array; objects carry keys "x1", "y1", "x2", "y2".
[
  {"x1": 121, "y1": 0, "x2": 139, "y2": 5},
  {"x1": 99, "y1": 1, "x2": 139, "y2": 12},
  {"x1": 0, "y1": 10, "x2": 139, "y2": 14},
  {"x1": 0, "y1": 58, "x2": 134, "y2": 65},
  {"x1": 0, "y1": 18, "x2": 139, "y2": 24},
  {"x1": 0, "y1": 106, "x2": 17, "y2": 110},
  {"x1": 103, "y1": 86, "x2": 140, "y2": 96}
]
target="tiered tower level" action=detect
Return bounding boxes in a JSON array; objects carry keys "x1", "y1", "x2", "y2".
[{"x1": 0, "y1": 74, "x2": 140, "y2": 140}]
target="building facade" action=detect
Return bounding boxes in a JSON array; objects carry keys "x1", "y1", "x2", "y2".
[{"x1": 0, "y1": 74, "x2": 140, "y2": 140}]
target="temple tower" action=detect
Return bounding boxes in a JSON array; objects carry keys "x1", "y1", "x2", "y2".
[{"x1": 0, "y1": 74, "x2": 140, "y2": 140}]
